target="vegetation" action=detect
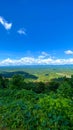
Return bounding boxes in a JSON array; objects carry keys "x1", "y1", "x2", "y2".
[{"x1": 0, "y1": 66, "x2": 73, "y2": 129}]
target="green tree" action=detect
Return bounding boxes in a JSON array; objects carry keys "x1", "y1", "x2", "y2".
[
  {"x1": 10, "y1": 74, "x2": 24, "y2": 89},
  {"x1": 0, "y1": 75, "x2": 9, "y2": 88},
  {"x1": 57, "y1": 81, "x2": 73, "y2": 98},
  {"x1": 33, "y1": 82, "x2": 45, "y2": 93},
  {"x1": 48, "y1": 81, "x2": 59, "y2": 92}
]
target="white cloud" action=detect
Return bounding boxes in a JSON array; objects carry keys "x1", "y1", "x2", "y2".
[
  {"x1": 17, "y1": 28, "x2": 26, "y2": 35},
  {"x1": 41, "y1": 51, "x2": 49, "y2": 56},
  {"x1": 0, "y1": 16, "x2": 12, "y2": 30},
  {"x1": 1, "y1": 56, "x2": 73, "y2": 66},
  {"x1": 38, "y1": 51, "x2": 50, "y2": 59},
  {"x1": 64, "y1": 50, "x2": 73, "y2": 55}
]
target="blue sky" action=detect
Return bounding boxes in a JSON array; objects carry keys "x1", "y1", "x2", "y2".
[{"x1": 0, "y1": 0, "x2": 73, "y2": 65}]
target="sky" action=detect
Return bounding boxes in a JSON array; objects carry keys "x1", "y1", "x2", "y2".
[{"x1": 0, "y1": 0, "x2": 73, "y2": 65}]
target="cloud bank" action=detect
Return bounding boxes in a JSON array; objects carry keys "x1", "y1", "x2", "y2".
[
  {"x1": 0, "y1": 16, "x2": 12, "y2": 30},
  {"x1": 1, "y1": 56, "x2": 73, "y2": 66}
]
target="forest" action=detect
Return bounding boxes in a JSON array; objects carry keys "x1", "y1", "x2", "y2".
[{"x1": 0, "y1": 66, "x2": 73, "y2": 130}]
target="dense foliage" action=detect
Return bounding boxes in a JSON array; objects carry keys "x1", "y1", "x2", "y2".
[{"x1": 0, "y1": 74, "x2": 73, "y2": 130}]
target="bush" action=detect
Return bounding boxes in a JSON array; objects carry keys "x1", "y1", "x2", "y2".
[
  {"x1": 0, "y1": 87, "x2": 73, "y2": 129},
  {"x1": 37, "y1": 95, "x2": 73, "y2": 130}
]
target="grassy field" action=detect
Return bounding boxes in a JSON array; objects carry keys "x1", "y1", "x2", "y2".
[{"x1": 0, "y1": 65, "x2": 73, "y2": 81}]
